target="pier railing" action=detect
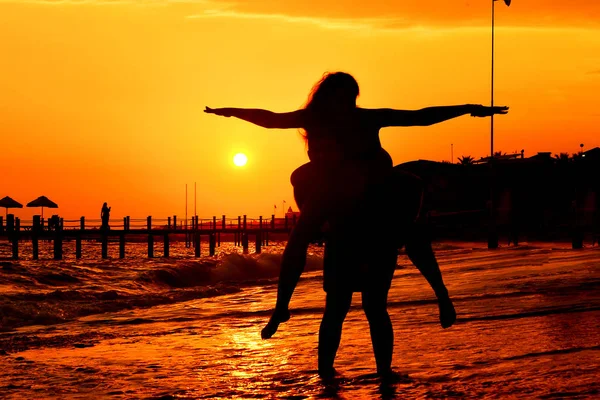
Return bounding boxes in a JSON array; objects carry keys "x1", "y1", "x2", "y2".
[
  {"x1": 0, "y1": 215, "x2": 299, "y2": 232},
  {"x1": 0, "y1": 214, "x2": 300, "y2": 261}
]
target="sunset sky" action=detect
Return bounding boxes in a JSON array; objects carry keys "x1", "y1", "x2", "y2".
[{"x1": 1, "y1": 0, "x2": 599, "y2": 220}]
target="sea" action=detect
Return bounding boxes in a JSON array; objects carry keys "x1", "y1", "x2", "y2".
[{"x1": 0, "y1": 240, "x2": 599, "y2": 399}]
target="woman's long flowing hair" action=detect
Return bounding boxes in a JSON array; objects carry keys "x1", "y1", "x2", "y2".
[{"x1": 300, "y1": 72, "x2": 360, "y2": 143}]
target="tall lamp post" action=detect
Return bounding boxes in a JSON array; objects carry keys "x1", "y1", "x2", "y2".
[
  {"x1": 489, "y1": 0, "x2": 511, "y2": 249},
  {"x1": 491, "y1": 0, "x2": 511, "y2": 159}
]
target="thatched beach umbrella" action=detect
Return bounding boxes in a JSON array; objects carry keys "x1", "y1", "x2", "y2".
[
  {"x1": 27, "y1": 196, "x2": 58, "y2": 218},
  {"x1": 0, "y1": 196, "x2": 23, "y2": 217}
]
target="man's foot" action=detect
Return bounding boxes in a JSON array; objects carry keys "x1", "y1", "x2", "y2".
[
  {"x1": 261, "y1": 308, "x2": 290, "y2": 339},
  {"x1": 438, "y1": 295, "x2": 456, "y2": 329}
]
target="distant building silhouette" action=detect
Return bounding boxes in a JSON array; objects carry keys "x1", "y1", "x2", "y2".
[
  {"x1": 285, "y1": 206, "x2": 300, "y2": 220},
  {"x1": 583, "y1": 146, "x2": 600, "y2": 160}
]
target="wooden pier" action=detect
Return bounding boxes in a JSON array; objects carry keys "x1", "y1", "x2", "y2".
[
  {"x1": 0, "y1": 214, "x2": 297, "y2": 260},
  {"x1": 0, "y1": 207, "x2": 597, "y2": 260}
]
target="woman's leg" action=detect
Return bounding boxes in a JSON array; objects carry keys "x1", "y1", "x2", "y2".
[
  {"x1": 404, "y1": 225, "x2": 456, "y2": 328},
  {"x1": 261, "y1": 198, "x2": 329, "y2": 339},
  {"x1": 391, "y1": 168, "x2": 456, "y2": 328},
  {"x1": 318, "y1": 290, "x2": 353, "y2": 378},
  {"x1": 262, "y1": 163, "x2": 335, "y2": 339},
  {"x1": 261, "y1": 161, "x2": 371, "y2": 339}
]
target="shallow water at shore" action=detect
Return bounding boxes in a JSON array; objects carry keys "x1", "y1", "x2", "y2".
[{"x1": 1, "y1": 242, "x2": 599, "y2": 398}]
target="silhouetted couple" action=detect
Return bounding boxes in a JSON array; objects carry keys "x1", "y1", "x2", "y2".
[{"x1": 206, "y1": 72, "x2": 508, "y2": 379}]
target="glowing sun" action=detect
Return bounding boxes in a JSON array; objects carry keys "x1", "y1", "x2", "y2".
[{"x1": 233, "y1": 153, "x2": 248, "y2": 167}]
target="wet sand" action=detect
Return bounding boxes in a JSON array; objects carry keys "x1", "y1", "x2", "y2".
[{"x1": 1, "y1": 242, "x2": 599, "y2": 399}]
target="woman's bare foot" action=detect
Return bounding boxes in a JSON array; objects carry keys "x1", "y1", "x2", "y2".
[
  {"x1": 261, "y1": 308, "x2": 290, "y2": 339},
  {"x1": 438, "y1": 295, "x2": 456, "y2": 328}
]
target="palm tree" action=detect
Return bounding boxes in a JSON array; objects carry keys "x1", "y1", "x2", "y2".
[
  {"x1": 554, "y1": 152, "x2": 571, "y2": 163},
  {"x1": 458, "y1": 155, "x2": 474, "y2": 165}
]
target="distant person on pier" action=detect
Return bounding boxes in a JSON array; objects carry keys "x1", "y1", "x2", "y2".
[
  {"x1": 101, "y1": 202, "x2": 111, "y2": 231},
  {"x1": 205, "y1": 71, "x2": 508, "y2": 379}
]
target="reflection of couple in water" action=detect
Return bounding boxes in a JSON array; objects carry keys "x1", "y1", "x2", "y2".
[{"x1": 206, "y1": 72, "x2": 508, "y2": 379}]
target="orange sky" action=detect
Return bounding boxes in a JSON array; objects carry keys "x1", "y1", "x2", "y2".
[{"x1": 1, "y1": 0, "x2": 599, "y2": 220}]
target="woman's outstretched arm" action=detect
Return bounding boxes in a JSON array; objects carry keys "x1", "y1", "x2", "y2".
[
  {"x1": 367, "y1": 104, "x2": 508, "y2": 128},
  {"x1": 204, "y1": 107, "x2": 304, "y2": 129}
]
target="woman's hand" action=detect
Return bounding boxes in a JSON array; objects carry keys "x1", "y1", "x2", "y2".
[
  {"x1": 204, "y1": 106, "x2": 232, "y2": 117},
  {"x1": 469, "y1": 105, "x2": 509, "y2": 117}
]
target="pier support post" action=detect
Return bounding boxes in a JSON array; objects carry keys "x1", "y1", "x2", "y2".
[
  {"x1": 242, "y1": 232, "x2": 249, "y2": 254},
  {"x1": 54, "y1": 231, "x2": 63, "y2": 260},
  {"x1": 7, "y1": 215, "x2": 17, "y2": 260},
  {"x1": 101, "y1": 233, "x2": 108, "y2": 259},
  {"x1": 173, "y1": 215, "x2": 177, "y2": 230},
  {"x1": 0, "y1": 216, "x2": 3, "y2": 234},
  {"x1": 148, "y1": 235, "x2": 154, "y2": 258},
  {"x1": 209, "y1": 233, "x2": 216, "y2": 256},
  {"x1": 243, "y1": 215, "x2": 248, "y2": 253},
  {"x1": 11, "y1": 234, "x2": 18, "y2": 260},
  {"x1": 32, "y1": 216, "x2": 40, "y2": 260},
  {"x1": 76, "y1": 235, "x2": 82, "y2": 259},
  {"x1": 32, "y1": 237, "x2": 39, "y2": 260},
  {"x1": 255, "y1": 216, "x2": 262, "y2": 253},
  {"x1": 195, "y1": 233, "x2": 200, "y2": 257},
  {"x1": 77, "y1": 217, "x2": 83, "y2": 258},
  {"x1": 119, "y1": 233, "x2": 125, "y2": 259},
  {"x1": 255, "y1": 233, "x2": 261, "y2": 254},
  {"x1": 147, "y1": 216, "x2": 153, "y2": 257},
  {"x1": 164, "y1": 232, "x2": 170, "y2": 257}
]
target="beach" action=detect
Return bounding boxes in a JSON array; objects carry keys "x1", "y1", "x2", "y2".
[{"x1": 1, "y1": 241, "x2": 599, "y2": 399}]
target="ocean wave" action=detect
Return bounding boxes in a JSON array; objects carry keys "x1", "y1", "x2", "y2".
[
  {"x1": 0, "y1": 251, "x2": 325, "y2": 331},
  {"x1": 0, "y1": 285, "x2": 243, "y2": 332},
  {"x1": 136, "y1": 253, "x2": 323, "y2": 288}
]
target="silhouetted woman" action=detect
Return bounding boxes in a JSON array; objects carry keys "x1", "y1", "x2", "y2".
[
  {"x1": 101, "y1": 202, "x2": 111, "y2": 231},
  {"x1": 205, "y1": 71, "x2": 507, "y2": 378}
]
